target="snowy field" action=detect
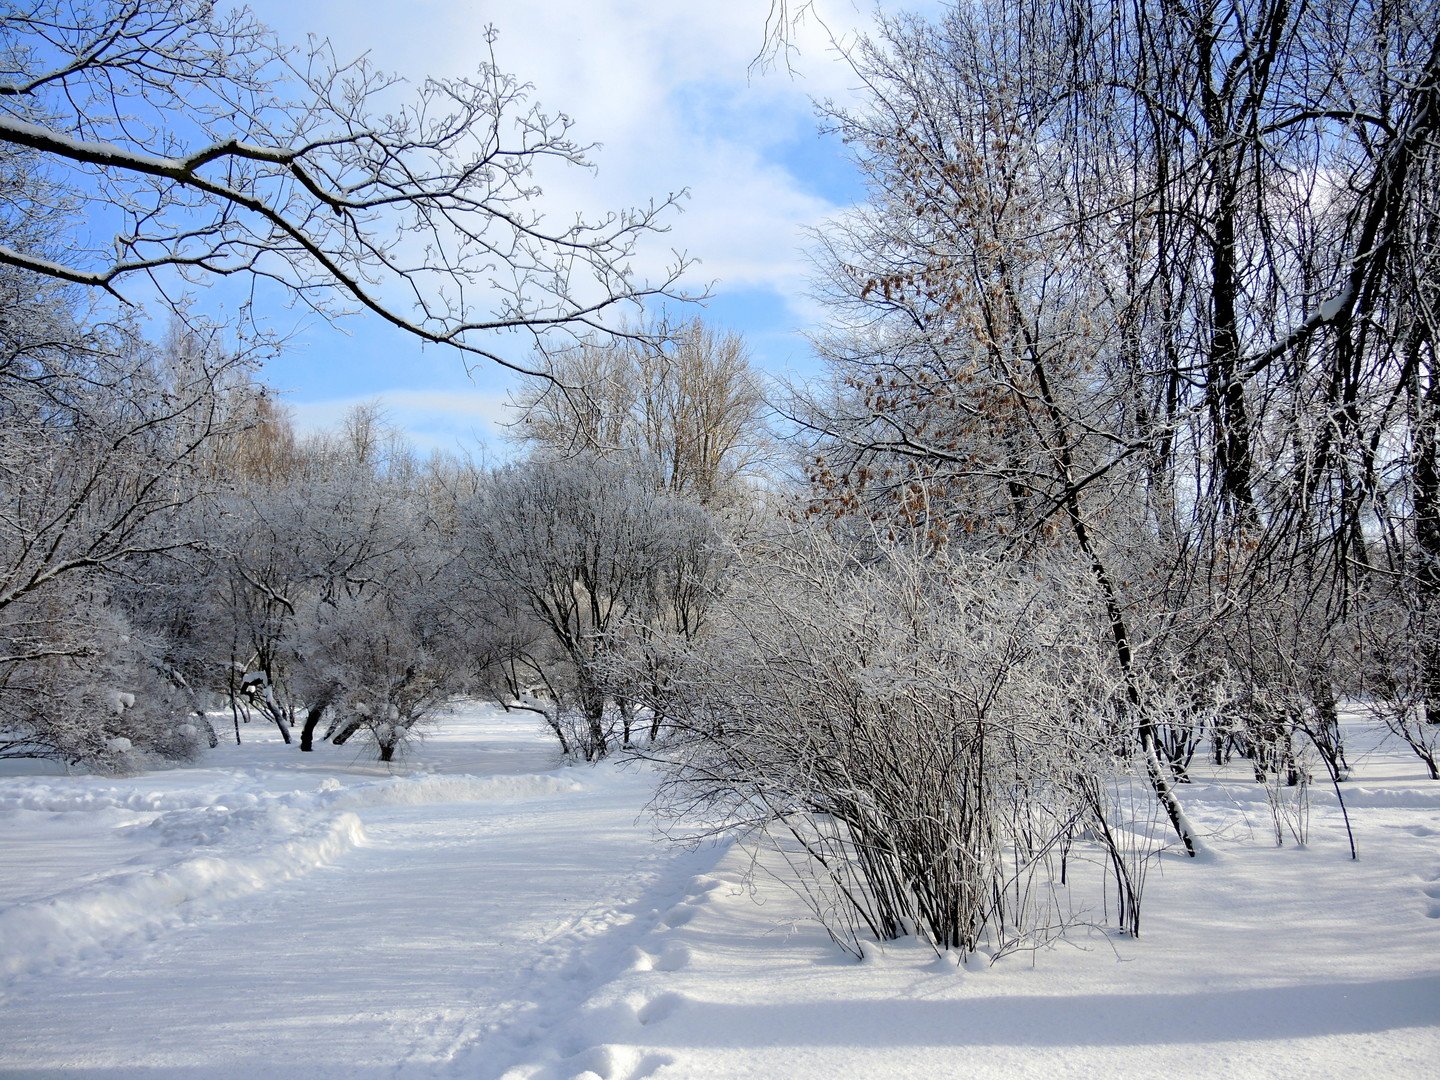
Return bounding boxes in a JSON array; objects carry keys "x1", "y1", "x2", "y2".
[{"x1": 1, "y1": 704, "x2": 1437, "y2": 1079}]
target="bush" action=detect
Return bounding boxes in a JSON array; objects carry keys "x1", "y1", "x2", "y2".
[{"x1": 636, "y1": 528, "x2": 1143, "y2": 958}]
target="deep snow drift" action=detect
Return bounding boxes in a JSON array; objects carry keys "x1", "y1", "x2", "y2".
[{"x1": 1, "y1": 705, "x2": 1436, "y2": 1079}]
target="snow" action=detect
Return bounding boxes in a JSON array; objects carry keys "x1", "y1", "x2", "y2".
[
  {"x1": 1317, "y1": 288, "x2": 1352, "y2": 323},
  {"x1": 2, "y1": 705, "x2": 1437, "y2": 1078}
]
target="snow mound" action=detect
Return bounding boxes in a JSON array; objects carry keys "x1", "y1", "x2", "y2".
[
  {"x1": 0, "y1": 807, "x2": 365, "y2": 982},
  {"x1": 0, "y1": 782, "x2": 254, "y2": 815},
  {"x1": 0, "y1": 755, "x2": 586, "y2": 984},
  {"x1": 0, "y1": 769, "x2": 583, "y2": 820}
]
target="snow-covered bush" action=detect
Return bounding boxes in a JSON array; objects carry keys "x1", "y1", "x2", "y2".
[
  {"x1": 636, "y1": 527, "x2": 1152, "y2": 958},
  {"x1": 0, "y1": 589, "x2": 204, "y2": 770},
  {"x1": 287, "y1": 595, "x2": 447, "y2": 763},
  {"x1": 1356, "y1": 590, "x2": 1440, "y2": 780},
  {"x1": 285, "y1": 529, "x2": 472, "y2": 763}
]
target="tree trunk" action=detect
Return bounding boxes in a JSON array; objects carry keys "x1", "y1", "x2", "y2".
[
  {"x1": 1415, "y1": 343, "x2": 1440, "y2": 723},
  {"x1": 299, "y1": 703, "x2": 327, "y2": 752},
  {"x1": 260, "y1": 691, "x2": 292, "y2": 743},
  {"x1": 330, "y1": 717, "x2": 363, "y2": 745}
]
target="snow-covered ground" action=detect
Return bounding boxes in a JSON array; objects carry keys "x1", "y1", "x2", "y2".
[{"x1": 1, "y1": 705, "x2": 1437, "y2": 1079}]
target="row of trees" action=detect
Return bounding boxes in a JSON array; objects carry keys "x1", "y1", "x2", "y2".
[
  {"x1": 1, "y1": 264, "x2": 760, "y2": 768},
  {"x1": 793, "y1": 0, "x2": 1440, "y2": 811},
  {"x1": 0, "y1": 0, "x2": 733, "y2": 766}
]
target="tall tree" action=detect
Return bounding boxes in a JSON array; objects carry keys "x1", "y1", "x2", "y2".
[{"x1": 509, "y1": 318, "x2": 771, "y2": 507}]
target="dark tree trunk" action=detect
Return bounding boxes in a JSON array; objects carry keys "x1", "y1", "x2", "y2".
[
  {"x1": 1416, "y1": 347, "x2": 1440, "y2": 724},
  {"x1": 330, "y1": 717, "x2": 363, "y2": 745},
  {"x1": 299, "y1": 704, "x2": 326, "y2": 752}
]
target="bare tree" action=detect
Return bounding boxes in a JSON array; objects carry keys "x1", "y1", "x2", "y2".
[
  {"x1": 463, "y1": 456, "x2": 727, "y2": 760},
  {"x1": 799, "y1": 4, "x2": 1201, "y2": 853},
  {"x1": 0, "y1": 0, "x2": 691, "y2": 376},
  {"x1": 205, "y1": 407, "x2": 428, "y2": 746},
  {"x1": 289, "y1": 547, "x2": 471, "y2": 764},
  {"x1": 509, "y1": 318, "x2": 771, "y2": 506}
]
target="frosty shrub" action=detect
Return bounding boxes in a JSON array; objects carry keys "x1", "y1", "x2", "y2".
[
  {"x1": 280, "y1": 475, "x2": 474, "y2": 764},
  {"x1": 287, "y1": 587, "x2": 462, "y2": 764},
  {"x1": 639, "y1": 528, "x2": 1158, "y2": 959},
  {"x1": 0, "y1": 588, "x2": 205, "y2": 769},
  {"x1": 1356, "y1": 591, "x2": 1440, "y2": 781}
]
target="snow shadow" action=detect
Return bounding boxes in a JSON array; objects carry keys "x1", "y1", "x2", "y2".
[{"x1": 657, "y1": 973, "x2": 1440, "y2": 1049}]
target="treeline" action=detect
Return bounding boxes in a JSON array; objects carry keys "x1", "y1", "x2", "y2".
[
  {"x1": 649, "y1": 0, "x2": 1440, "y2": 956},
  {"x1": 720, "y1": 0, "x2": 1437, "y2": 953},
  {"x1": 0, "y1": 289, "x2": 765, "y2": 768},
  {"x1": 789, "y1": 0, "x2": 1440, "y2": 797}
]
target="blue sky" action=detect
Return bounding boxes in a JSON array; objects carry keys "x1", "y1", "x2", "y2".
[{"x1": 219, "y1": 0, "x2": 930, "y2": 456}]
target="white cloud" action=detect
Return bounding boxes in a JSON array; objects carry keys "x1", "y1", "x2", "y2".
[
  {"x1": 232, "y1": 0, "x2": 941, "y2": 407},
  {"x1": 244, "y1": 0, "x2": 881, "y2": 318}
]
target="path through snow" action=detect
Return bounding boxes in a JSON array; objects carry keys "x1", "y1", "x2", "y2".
[{"x1": 0, "y1": 707, "x2": 728, "y2": 1078}]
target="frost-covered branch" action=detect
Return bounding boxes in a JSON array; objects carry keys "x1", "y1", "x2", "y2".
[{"x1": 0, "y1": 0, "x2": 694, "y2": 377}]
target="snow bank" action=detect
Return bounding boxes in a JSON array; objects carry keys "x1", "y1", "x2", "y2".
[
  {"x1": 0, "y1": 768, "x2": 584, "y2": 818},
  {"x1": 0, "y1": 806, "x2": 365, "y2": 981},
  {"x1": 0, "y1": 731, "x2": 588, "y2": 986},
  {"x1": 0, "y1": 782, "x2": 256, "y2": 815}
]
